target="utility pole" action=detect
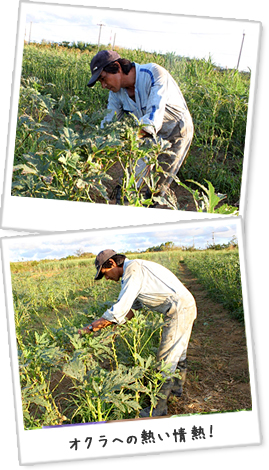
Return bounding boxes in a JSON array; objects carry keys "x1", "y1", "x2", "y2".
[
  {"x1": 97, "y1": 23, "x2": 105, "y2": 51},
  {"x1": 237, "y1": 31, "x2": 245, "y2": 70},
  {"x1": 212, "y1": 231, "x2": 215, "y2": 246},
  {"x1": 112, "y1": 32, "x2": 116, "y2": 50},
  {"x1": 28, "y1": 21, "x2": 32, "y2": 44}
]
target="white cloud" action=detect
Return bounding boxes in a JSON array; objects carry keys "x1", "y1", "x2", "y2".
[
  {"x1": 23, "y1": 3, "x2": 260, "y2": 71},
  {"x1": 7, "y1": 222, "x2": 238, "y2": 262}
]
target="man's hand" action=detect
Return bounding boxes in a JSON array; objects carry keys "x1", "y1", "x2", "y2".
[
  {"x1": 78, "y1": 311, "x2": 134, "y2": 336},
  {"x1": 91, "y1": 318, "x2": 113, "y2": 331},
  {"x1": 78, "y1": 318, "x2": 113, "y2": 336},
  {"x1": 78, "y1": 325, "x2": 93, "y2": 336},
  {"x1": 137, "y1": 129, "x2": 150, "y2": 139}
]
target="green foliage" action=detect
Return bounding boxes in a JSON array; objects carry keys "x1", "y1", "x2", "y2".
[
  {"x1": 63, "y1": 360, "x2": 146, "y2": 422},
  {"x1": 12, "y1": 43, "x2": 249, "y2": 208},
  {"x1": 145, "y1": 241, "x2": 176, "y2": 252},
  {"x1": 181, "y1": 249, "x2": 244, "y2": 321},
  {"x1": 11, "y1": 248, "x2": 244, "y2": 428},
  {"x1": 13, "y1": 79, "x2": 173, "y2": 206},
  {"x1": 13, "y1": 79, "x2": 113, "y2": 202},
  {"x1": 177, "y1": 179, "x2": 239, "y2": 214}
]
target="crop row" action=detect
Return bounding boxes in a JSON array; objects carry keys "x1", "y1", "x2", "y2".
[{"x1": 181, "y1": 249, "x2": 243, "y2": 321}]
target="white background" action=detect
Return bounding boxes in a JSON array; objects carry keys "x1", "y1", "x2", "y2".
[{"x1": 0, "y1": 0, "x2": 268, "y2": 468}]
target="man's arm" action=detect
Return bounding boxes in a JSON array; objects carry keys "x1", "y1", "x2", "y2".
[
  {"x1": 78, "y1": 309, "x2": 134, "y2": 335},
  {"x1": 100, "y1": 92, "x2": 123, "y2": 128},
  {"x1": 138, "y1": 64, "x2": 168, "y2": 135}
]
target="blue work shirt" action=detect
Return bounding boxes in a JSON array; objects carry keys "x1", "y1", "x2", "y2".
[{"x1": 101, "y1": 62, "x2": 190, "y2": 139}]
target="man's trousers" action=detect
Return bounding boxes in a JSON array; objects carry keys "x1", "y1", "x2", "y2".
[{"x1": 157, "y1": 294, "x2": 197, "y2": 374}]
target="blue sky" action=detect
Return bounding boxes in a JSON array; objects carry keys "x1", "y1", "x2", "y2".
[
  {"x1": 8, "y1": 223, "x2": 238, "y2": 262},
  {"x1": 23, "y1": 3, "x2": 260, "y2": 71}
]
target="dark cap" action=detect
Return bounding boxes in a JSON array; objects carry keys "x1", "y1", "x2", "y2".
[
  {"x1": 87, "y1": 50, "x2": 120, "y2": 87},
  {"x1": 94, "y1": 249, "x2": 117, "y2": 280}
]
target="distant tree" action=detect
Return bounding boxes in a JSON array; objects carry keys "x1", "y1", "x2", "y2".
[
  {"x1": 145, "y1": 241, "x2": 176, "y2": 252},
  {"x1": 74, "y1": 249, "x2": 85, "y2": 257},
  {"x1": 206, "y1": 236, "x2": 238, "y2": 250}
]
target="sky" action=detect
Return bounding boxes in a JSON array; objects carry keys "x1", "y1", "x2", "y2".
[
  {"x1": 8, "y1": 223, "x2": 238, "y2": 262},
  {"x1": 22, "y1": 3, "x2": 260, "y2": 71}
]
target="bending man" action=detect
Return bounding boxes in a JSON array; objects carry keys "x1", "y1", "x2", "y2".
[
  {"x1": 87, "y1": 50, "x2": 194, "y2": 199},
  {"x1": 79, "y1": 249, "x2": 197, "y2": 417}
]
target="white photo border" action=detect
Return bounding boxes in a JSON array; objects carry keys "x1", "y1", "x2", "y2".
[
  {"x1": 0, "y1": 0, "x2": 262, "y2": 233},
  {"x1": 1, "y1": 216, "x2": 261, "y2": 465}
]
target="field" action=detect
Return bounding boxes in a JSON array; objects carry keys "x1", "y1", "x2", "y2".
[
  {"x1": 11, "y1": 43, "x2": 249, "y2": 211},
  {"x1": 11, "y1": 247, "x2": 251, "y2": 429}
]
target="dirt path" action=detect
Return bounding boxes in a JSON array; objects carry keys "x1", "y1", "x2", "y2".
[{"x1": 168, "y1": 262, "x2": 252, "y2": 416}]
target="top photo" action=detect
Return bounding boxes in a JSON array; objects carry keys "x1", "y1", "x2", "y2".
[{"x1": 1, "y1": 2, "x2": 261, "y2": 232}]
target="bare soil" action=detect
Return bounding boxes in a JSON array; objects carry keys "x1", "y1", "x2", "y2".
[
  {"x1": 167, "y1": 261, "x2": 252, "y2": 416},
  {"x1": 95, "y1": 162, "x2": 197, "y2": 211}
]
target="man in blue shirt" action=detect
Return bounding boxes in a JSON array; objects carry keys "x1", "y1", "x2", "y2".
[
  {"x1": 87, "y1": 50, "x2": 194, "y2": 203},
  {"x1": 79, "y1": 249, "x2": 197, "y2": 417}
]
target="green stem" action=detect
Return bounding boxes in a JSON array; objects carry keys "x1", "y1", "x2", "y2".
[
  {"x1": 111, "y1": 335, "x2": 119, "y2": 370},
  {"x1": 140, "y1": 324, "x2": 163, "y2": 355},
  {"x1": 97, "y1": 398, "x2": 103, "y2": 422}
]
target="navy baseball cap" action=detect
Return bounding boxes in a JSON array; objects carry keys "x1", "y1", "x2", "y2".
[
  {"x1": 94, "y1": 249, "x2": 117, "y2": 280},
  {"x1": 87, "y1": 50, "x2": 120, "y2": 87}
]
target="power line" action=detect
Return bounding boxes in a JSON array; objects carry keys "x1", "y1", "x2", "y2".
[{"x1": 25, "y1": 21, "x2": 239, "y2": 37}]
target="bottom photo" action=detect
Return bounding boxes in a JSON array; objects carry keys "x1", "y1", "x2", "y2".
[{"x1": 1, "y1": 217, "x2": 260, "y2": 464}]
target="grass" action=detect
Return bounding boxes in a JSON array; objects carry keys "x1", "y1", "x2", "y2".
[{"x1": 181, "y1": 249, "x2": 243, "y2": 321}]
